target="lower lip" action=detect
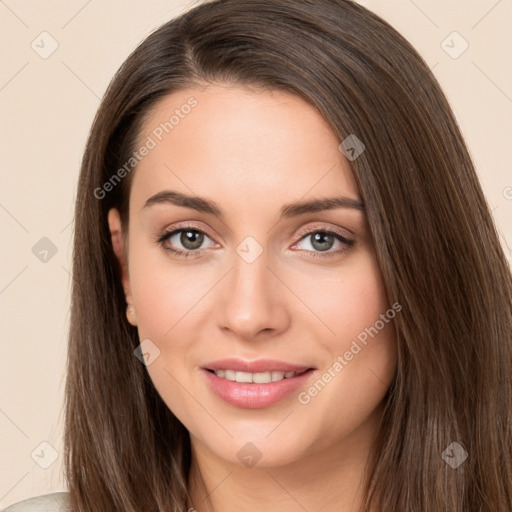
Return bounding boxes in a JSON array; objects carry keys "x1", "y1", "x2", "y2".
[{"x1": 201, "y1": 368, "x2": 315, "y2": 409}]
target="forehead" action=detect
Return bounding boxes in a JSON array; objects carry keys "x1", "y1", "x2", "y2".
[{"x1": 129, "y1": 84, "x2": 360, "y2": 213}]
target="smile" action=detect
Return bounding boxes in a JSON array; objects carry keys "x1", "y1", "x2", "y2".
[
  {"x1": 202, "y1": 367, "x2": 316, "y2": 409},
  {"x1": 207, "y1": 369, "x2": 309, "y2": 383}
]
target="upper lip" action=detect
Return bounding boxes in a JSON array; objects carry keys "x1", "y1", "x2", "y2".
[{"x1": 202, "y1": 358, "x2": 315, "y2": 373}]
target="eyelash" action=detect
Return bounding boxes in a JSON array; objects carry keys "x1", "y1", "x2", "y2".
[{"x1": 156, "y1": 224, "x2": 355, "y2": 260}]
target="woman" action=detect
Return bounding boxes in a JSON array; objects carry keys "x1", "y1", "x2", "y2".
[{"x1": 4, "y1": 0, "x2": 511, "y2": 511}]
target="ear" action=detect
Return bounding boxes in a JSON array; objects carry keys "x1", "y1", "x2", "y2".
[{"x1": 107, "y1": 208, "x2": 137, "y2": 326}]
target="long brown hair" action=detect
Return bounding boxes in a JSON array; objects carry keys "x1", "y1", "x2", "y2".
[{"x1": 65, "y1": 1, "x2": 512, "y2": 510}]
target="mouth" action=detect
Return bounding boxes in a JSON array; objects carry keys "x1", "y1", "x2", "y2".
[
  {"x1": 200, "y1": 358, "x2": 317, "y2": 409},
  {"x1": 201, "y1": 357, "x2": 315, "y2": 374}
]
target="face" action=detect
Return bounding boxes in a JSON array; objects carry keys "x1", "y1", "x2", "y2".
[{"x1": 108, "y1": 84, "x2": 398, "y2": 468}]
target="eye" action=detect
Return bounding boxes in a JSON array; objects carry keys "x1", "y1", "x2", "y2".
[
  {"x1": 156, "y1": 226, "x2": 216, "y2": 258},
  {"x1": 291, "y1": 228, "x2": 355, "y2": 258}
]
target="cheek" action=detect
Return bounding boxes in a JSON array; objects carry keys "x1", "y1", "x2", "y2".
[
  {"x1": 126, "y1": 244, "x2": 209, "y2": 424},
  {"x1": 128, "y1": 241, "x2": 215, "y2": 341},
  {"x1": 287, "y1": 248, "x2": 391, "y2": 344},
  {"x1": 292, "y1": 250, "x2": 397, "y2": 417},
  {"x1": 308, "y1": 324, "x2": 397, "y2": 441}
]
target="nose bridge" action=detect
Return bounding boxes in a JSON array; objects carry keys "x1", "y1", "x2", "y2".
[
  {"x1": 219, "y1": 234, "x2": 286, "y2": 338},
  {"x1": 232, "y1": 241, "x2": 269, "y2": 299}
]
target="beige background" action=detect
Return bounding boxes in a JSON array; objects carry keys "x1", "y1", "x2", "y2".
[{"x1": 0, "y1": 0, "x2": 511, "y2": 507}]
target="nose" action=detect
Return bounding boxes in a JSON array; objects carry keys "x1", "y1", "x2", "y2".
[{"x1": 217, "y1": 247, "x2": 290, "y2": 341}]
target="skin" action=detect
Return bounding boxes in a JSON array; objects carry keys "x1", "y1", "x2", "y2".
[{"x1": 108, "y1": 84, "x2": 398, "y2": 512}]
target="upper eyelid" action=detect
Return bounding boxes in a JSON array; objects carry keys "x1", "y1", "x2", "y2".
[
  {"x1": 160, "y1": 222, "x2": 217, "y2": 244},
  {"x1": 295, "y1": 223, "x2": 353, "y2": 240},
  {"x1": 160, "y1": 222, "x2": 352, "y2": 236}
]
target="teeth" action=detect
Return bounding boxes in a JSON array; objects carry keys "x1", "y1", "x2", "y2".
[
  {"x1": 212, "y1": 369, "x2": 307, "y2": 383},
  {"x1": 271, "y1": 371, "x2": 285, "y2": 382}
]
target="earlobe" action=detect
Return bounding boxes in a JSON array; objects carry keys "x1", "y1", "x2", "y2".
[{"x1": 107, "y1": 208, "x2": 137, "y2": 326}]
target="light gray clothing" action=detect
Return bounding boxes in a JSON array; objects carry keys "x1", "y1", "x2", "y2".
[{"x1": 1, "y1": 492, "x2": 70, "y2": 512}]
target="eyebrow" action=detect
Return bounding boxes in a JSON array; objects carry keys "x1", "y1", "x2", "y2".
[{"x1": 142, "y1": 190, "x2": 365, "y2": 219}]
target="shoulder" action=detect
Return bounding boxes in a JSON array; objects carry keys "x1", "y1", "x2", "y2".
[{"x1": 2, "y1": 492, "x2": 70, "y2": 512}]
